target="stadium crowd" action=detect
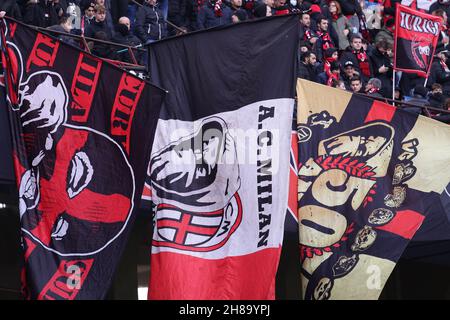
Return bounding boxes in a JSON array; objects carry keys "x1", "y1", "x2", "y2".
[{"x1": 0, "y1": 0, "x2": 450, "y2": 121}]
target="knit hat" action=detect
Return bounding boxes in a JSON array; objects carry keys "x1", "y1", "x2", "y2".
[{"x1": 310, "y1": 4, "x2": 321, "y2": 14}]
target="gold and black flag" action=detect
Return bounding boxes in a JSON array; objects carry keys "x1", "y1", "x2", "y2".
[{"x1": 297, "y1": 79, "x2": 450, "y2": 299}]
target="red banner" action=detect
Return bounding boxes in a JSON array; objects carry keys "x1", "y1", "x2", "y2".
[{"x1": 394, "y1": 4, "x2": 442, "y2": 77}]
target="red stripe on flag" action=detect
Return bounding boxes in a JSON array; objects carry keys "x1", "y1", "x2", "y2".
[
  {"x1": 288, "y1": 168, "x2": 298, "y2": 220},
  {"x1": 364, "y1": 100, "x2": 396, "y2": 123},
  {"x1": 375, "y1": 210, "x2": 425, "y2": 239},
  {"x1": 142, "y1": 184, "x2": 152, "y2": 198},
  {"x1": 288, "y1": 132, "x2": 299, "y2": 220},
  {"x1": 148, "y1": 248, "x2": 281, "y2": 300}
]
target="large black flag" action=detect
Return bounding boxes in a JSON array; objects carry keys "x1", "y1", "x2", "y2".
[
  {"x1": 143, "y1": 15, "x2": 298, "y2": 299},
  {"x1": 0, "y1": 85, "x2": 14, "y2": 183},
  {"x1": 0, "y1": 18, "x2": 164, "y2": 299}
]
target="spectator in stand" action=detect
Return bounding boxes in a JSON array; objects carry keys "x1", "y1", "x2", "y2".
[
  {"x1": 135, "y1": 0, "x2": 167, "y2": 43},
  {"x1": 369, "y1": 38, "x2": 393, "y2": 98},
  {"x1": 319, "y1": 47, "x2": 338, "y2": 83},
  {"x1": 81, "y1": 3, "x2": 95, "y2": 33},
  {"x1": 48, "y1": 14, "x2": 79, "y2": 46},
  {"x1": 23, "y1": 0, "x2": 61, "y2": 28},
  {"x1": 91, "y1": 30, "x2": 117, "y2": 59},
  {"x1": 365, "y1": 77, "x2": 383, "y2": 98},
  {"x1": 382, "y1": 0, "x2": 401, "y2": 27},
  {"x1": 374, "y1": 17, "x2": 394, "y2": 47},
  {"x1": 429, "y1": 0, "x2": 450, "y2": 19},
  {"x1": 197, "y1": 0, "x2": 232, "y2": 29},
  {"x1": 95, "y1": 0, "x2": 114, "y2": 35},
  {"x1": 340, "y1": 33, "x2": 373, "y2": 82},
  {"x1": 299, "y1": 12, "x2": 319, "y2": 55},
  {"x1": 112, "y1": 16, "x2": 142, "y2": 64},
  {"x1": 227, "y1": 0, "x2": 242, "y2": 12},
  {"x1": 350, "y1": 76, "x2": 364, "y2": 94},
  {"x1": 241, "y1": 0, "x2": 255, "y2": 16},
  {"x1": 315, "y1": 14, "x2": 335, "y2": 61},
  {"x1": 298, "y1": 51, "x2": 318, "y2": 82},
  {"x1": 325, "y1": 61, "x2": 340, "y2": 86},
  {"x1": 168, "y1": 0, "x2": 189, "y2": 36},
  {"x1": 253, "y1": 0, "x2": 274, "y2": 17},
  {"x1": 330, "y1": 78, "x2": 347, "y2": 90},
  {"x1": 432, "y1": 97, "x2": 450, "y2": 123},
  {"x1": 0, "y1": 0, "x2": 22, "y2": 20},
  {"x1": 328, "y1": 0, "x2": 351, "y2": 51},
  {"x1": 431, "y1": 9, "x2": 450, "y2": 53},
  {"x1": 429, "y1": 83, "x2": 446, "y2": 109},
  {"x1": 85, "y1": 4, "x2": 112, "y2": 39},
  {"x1": 428, "y1": 50, "x2": 450, "y2": 97},
  {"x1": 341, "y1": 60, "x2": 359, "y2": 89},
  {"x1": 273, "y1": 0, "x2": 290, "y2": 16},
  {"x1": 335, "y1": 0, "x2": 362, "y2": 33}
]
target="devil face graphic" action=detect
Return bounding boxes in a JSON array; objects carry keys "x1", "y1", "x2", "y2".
[
  {"x1": 411, "y1": 36, "x2": 432, "y2": 70},
  {"x1": 150, "y1": 117, "x2": 242, "y2": 251},
  {"x1": 17, "y1": 72, "x2": 134, "y2": 256}
]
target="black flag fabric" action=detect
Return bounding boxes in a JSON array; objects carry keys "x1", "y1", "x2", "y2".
[
  {"x1": 0, "y1": 85, "x2": 14, "y2": 183},
  {"x1": 143, "y1": 15, "x2": 298, "y2": 299},
  {"x1": 0, "y1": 18, "x2": 165, "y2": 299}
]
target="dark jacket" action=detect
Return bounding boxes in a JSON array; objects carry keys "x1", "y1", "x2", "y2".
[
  {"x1": 429, "y1": 2, "x2": 450, "y2": 17},
  {"x1": 110, "y1": 0, "x2": 129, "y2": 25},
  {"x1": 367, "y1": 91, "x2": 384, "y2": 99},
  {"x1": 0, "y1": 0, "x2": 22, "y2": 20},
  {"x1": 23, "y1": 1, "x2": 60, "y2": 28},
  {"x1": 168, "y1": 0, "x2": 188, "y2": 27},
  {"x1": 336, "y1": 0, "x2": 362, "y2": 16},
  {"x1": 369, "y1": 48, "x2": 393, "y2": 98},
  {"x1": 398, "y1": 72, "x2": 426, "y2": 97},
  {"x1": 112, "y1": 24, "x2": 142, "y2": 64},
  {"x1": 298, "y1": 62, "x2": 316, "y2": 81},
  {"x1": 429, "y1": 59, "x2": 450, "y2": 96},
  {"x1": 47, "y1": 24, "x2": 79, "y2": 47},
  {"x1": 429, "y1": 92, "x2": 446, "y2": 110},
  {"x1": 197, "y1": 2, "x2": 232, "y2": 30},
  {"x1": 135, "y1": 2, "x2": 167, "y2": 42},
  {"x1": 85, "y1": 19, "x2": 113, "y2": 40}
]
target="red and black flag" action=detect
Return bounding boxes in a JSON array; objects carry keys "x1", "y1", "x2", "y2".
[
  {"x1": 143, "y1": 15, "x2": 298, "y2": 299},
  {"x1": 394, "y1": 4, "x2": 442, "y2": 77},
  {"x1": 0, "y1": 18, "x2": 165, "y2": 299},
  {"x1": 296, "y1": 79, "x2": 450, "y2": 299}
]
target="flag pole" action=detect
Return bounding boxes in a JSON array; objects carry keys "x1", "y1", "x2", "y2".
[{"x1": 392, "y1": 71, "x2": 396, "y2": 106}]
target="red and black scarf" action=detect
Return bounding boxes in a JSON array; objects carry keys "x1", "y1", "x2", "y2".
[
  {"x1": 304, "y1": 28, "x2": 313, "y2": 41},
  {"x1": 214, "y1": 0, "x2": 223, "y2": 17},
  {"x1": 367, "y1": 87, "x2": 380, "y2": 94},
  {"x1": 353, "y1": 49, "x2": 370, "y2": 77},
  {"x1": 327, "y1": 73, "x2": 339, "y2": 86},
  {"x1": 317, "y1": 31, "x2": 334, "y2": 51},
  {"x1": 323, "y1": 56, "x2": 337, "y2": 77}
]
